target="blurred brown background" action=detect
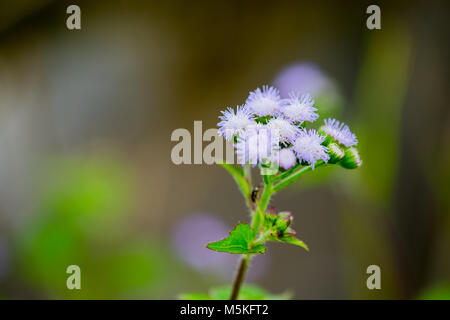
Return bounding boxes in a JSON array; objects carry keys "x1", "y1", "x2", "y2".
[{"x1": 0, "y1": 0, "x2": 448, "y2": 299}]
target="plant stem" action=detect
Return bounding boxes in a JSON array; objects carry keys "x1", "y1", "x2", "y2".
[
  {"x1": 227, "y1": 161, "x2": 325, "y2": 299},
  {"x1": 273, "y1": 161, "x2": 326, "y2": 192},
  {"x1": 260, "y1": 180, "x2": 273, "y2": 213},
  {"x1": 230, "y1": 254, "x2": 250, "y2": 300},
  {"x1": 230, "y1": 179, "x2": 274, "y2": 300}
]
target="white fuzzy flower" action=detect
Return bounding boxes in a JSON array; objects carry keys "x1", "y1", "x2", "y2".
[
  {"x1": 267, "y1": 118, "x2": 300, "y2": 145},
  {"x1": 245, "y1": 85, "x2": 282, "y2": 117},
  {"x1": 292, "y1": 129, "x2": 329, "y2": 169},
  {"x1": 281, "y1": 92, "x2": 318, "y2": 124},
  {"x1": 235, "y1": 124, "x2": 280, "y2": 166},
  {"x1": 279, "y1": 148, "x2": 297, "y2": 170},
  {"x1": 217, "y1": 105, "x2": 255, "y2": 141},
  {"x1": 323, "y1": 118, "x2": 358, "y2": 147}
]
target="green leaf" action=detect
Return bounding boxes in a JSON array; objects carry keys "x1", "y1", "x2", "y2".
[
  {"x1": 207, "y1": 223, "x2": 265, "y2": 254},
  {"x1": 217, "y1": 163, "x2": 250, "y2": 200},
  {"x1": 278, "y1": 234, "x2": 309, "y2": 251}
]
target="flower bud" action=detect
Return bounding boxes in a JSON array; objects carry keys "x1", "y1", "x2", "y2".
[
  {"x1": 279, "y1": 148, "x2": 297, "y2": 170},
  {"x1": 265, "y1": 206, "x2": 278, "y2": 226},
  {"x1": 275, "y1": 219, "x2": 288, "y2": 233},
  {"x1": 339, "y1": 147, "x2": 362, "y2": 169},
  {"x1": 327, "y1": 142, "x2": 345, "y2": 164},
  {"x1": 277, "y1": 211, "x2": 293, "y2": 227}
]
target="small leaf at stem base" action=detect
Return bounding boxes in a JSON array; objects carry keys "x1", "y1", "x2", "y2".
[
  {"x1": 207, "y1": 223, "x2": 266, "y2": 254},
  {"x1": 277, "y1": 234, "x2": 309, "y2": 251}
]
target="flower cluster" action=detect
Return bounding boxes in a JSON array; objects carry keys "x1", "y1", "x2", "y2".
[{"x1": 217, "y1": 85, "x2": 361, "y2": 171}]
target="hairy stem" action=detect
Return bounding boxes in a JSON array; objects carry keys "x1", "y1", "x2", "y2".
[
  {"x1": 230, "y1": 254, "x2": 250, "y2": 300},
  {"x1": 260, "y1": 180, "x2": 273, "y2": 213},
  {"x1": 231, "y1": 175, "x2": 274, "y2": 300}
]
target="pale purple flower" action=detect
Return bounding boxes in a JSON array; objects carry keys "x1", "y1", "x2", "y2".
[
  {"x1": 217, "y1": 105, "x2": 255, "y2": 141},
  {"x1": 279, "y1": 148, "x2": 297, "y2": 170},
  {"x1": 235, "y1": 124, "x2": 280, "y2": 166},
  {"x1": 267, "y1": 118, "x2": 300, "y2": 145},
  {"x1": 323, "y1": 118, "x2": 357, "y2": 147},
  {"x1": 274, "y1": 62, "x2": 330, "y2": 97},
  {"x1": 280, "y1": 92, "x2": 318, "y2": 124},
  {"x1": 292, "y1": 129, "x2": 329, "y2": 169},
  {"x1": 245, "y1": 85, "x2": 282, "y2": 117},
  {"x1": 172, "y1": 214, "x2": 270, "y2": 281}
]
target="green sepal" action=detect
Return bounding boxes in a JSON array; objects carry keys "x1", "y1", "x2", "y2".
[
  {"x1": 327, "y1": 142, "x2": 345, "y2": 164},
  {"x1": 255, "y1": 116, "x2": 273, "y2": 124},
  {"x1": 275, "y1": 218, "x2": 288, "y2": 232},
  {"x1": 339, "y1": 147, "x2": 362, "y2": 169},
  {"x1": 318, "y1": 127, "x2": 333, "y2": 146}
]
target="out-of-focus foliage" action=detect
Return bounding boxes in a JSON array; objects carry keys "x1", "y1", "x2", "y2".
[
  {"x1": 419, "y1": 284, "x2": 450, "y2": 300},
  {"x1": 180, "y1": 284, "x2": 291, "y2": 300},
  {"x1": 0, "y1": 0, "x2": 448, "y2": 300},
  {"x1": 14, "y1": 156, "x2": 173, "y2": 298}
]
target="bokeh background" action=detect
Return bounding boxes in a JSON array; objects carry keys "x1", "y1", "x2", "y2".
[{"x1": 0, "y1": 0, "x2": 449, "y2": 299}]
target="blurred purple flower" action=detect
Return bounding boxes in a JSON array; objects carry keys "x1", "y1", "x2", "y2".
[
  {"x1": 274, "y1": 62, "x2": 331, "y2": 97},
  {"x1": 172, "y1": 213, "x2": 269, "y2": 280}
]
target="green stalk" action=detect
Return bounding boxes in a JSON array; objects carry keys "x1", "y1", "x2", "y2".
[
  {"x1": 231, "y1": 177, "x2": 275, "y2": 300},
  {"x1": 229, "y1": 254, "x2": 250, "y2": 300},
  {"x1": 260, "y1": 180, "x2": 273, "y2": 213},
  {"x1": 273, "y1": 161, "x2": 326, "y2": 192}
]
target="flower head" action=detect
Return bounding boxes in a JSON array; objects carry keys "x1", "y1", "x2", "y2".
[
  {"x1": 217, "y1": 105, "x2": 255, "y2": 141},
  {"x1": 279, "y1": 148, "x2": 297, "y2": 170},
  {"x1": 339, "y1": 147, "x2": 362, "y2": 169},
  {"x1": 323, "y1": 118, "x2": 357, "y2": 147},
  {"x1": 245, "y1": 85, "x2": 282, "y2": 117},
  {"x1": 235, "y1": 124, "x2": 280, "y2": 167},
  {"x1": 280, "y1": 92, "x2": 318, "y2": 124},
  {"x1": 267, "y1": 118, "x2": 300, "y2": 145},
  {"x1": 327, "y1": 142, "x2": 345, "y2": 164},
  {"x1": 292, "y1": 129, "x2": 329, "y2": 169}
]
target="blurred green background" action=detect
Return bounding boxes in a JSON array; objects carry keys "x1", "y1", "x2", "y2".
[{"x1": 0, "y1": 0, "x2": 448, "y2": 299}]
